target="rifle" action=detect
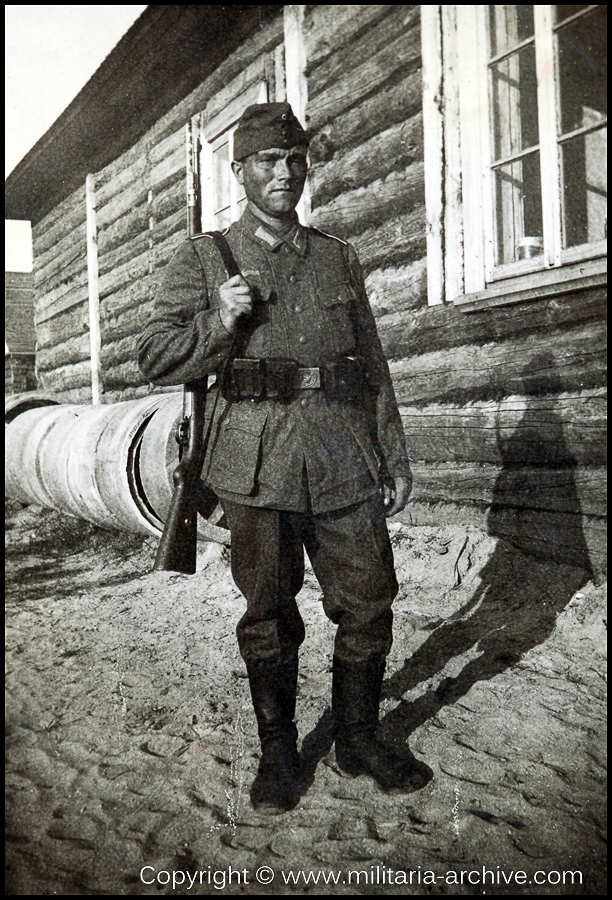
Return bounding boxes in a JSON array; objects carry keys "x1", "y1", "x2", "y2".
[{"x1": 153, "y1": 232, "x2": 241, "y2": 571}]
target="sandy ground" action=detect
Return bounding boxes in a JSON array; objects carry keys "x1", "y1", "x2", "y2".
[{"x1": 5, "y1": 500, "x2": 607, "y2": 895}]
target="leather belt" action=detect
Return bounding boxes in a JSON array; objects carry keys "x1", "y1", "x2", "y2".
[{"x1": 221, "y1": 356, "x2": 365, "y2": 403}]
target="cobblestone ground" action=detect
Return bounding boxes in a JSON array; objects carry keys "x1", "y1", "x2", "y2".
[{"x1": 5, "y1": 502, "x2": 607, "y2": 895}]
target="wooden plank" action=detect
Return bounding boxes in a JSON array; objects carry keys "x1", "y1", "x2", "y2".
[
  {"x1": 95, "y1": 154, "x2": 148, "y2": 210},
  {"x1": 377, "y1": 285, "x2": 606, "y2": 361},
  {"x1": 85, "y1": 173, "x2": 101, "y2": 405},
  {"x1": 441, "y1": 4, "x2": 464, "y2": 303},
  {"x1": 390, "y1": 320, "x2": 607, "y2": 405},
  {"x1": 309, "y1": 70, "x2": 422, "y2": 164},
  {"x1": 352, "y1": 206, "x2": 427, "y2": 273},
  {"x1": 400, "y1": 390, "x2": 607, "y2": 467},
  {"x1": 365, "y1": 258, "x2": 427, "y2": 315},
  {"x1": 304, "y1": 5, "x2": 394, "y2": 71},
  {"x1": 421, "y1": 5, "x2": 444, "y2": 306},
  {"x1": 308, "y1": 6, "x2": 419, "y2": 99},
  {"x1": 149, "y1": 142, "x2": 185, "y2": 188},
  {"x1": 97, "y1": 187, "x2": 149, "y2": 238},
  {"x1": 310, "y1": 115, "x2": 423, "y2": 209},
  {"x1": 307, "y1": 24, "x2": 421, "y2": 133},
  {"x1": 97, "y1": 204, "x2": 150, "y2": 258}
]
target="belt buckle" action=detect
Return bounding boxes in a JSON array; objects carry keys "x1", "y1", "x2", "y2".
[{"x1": 297, "y1": 367, "x2": 321, "y2": 389}]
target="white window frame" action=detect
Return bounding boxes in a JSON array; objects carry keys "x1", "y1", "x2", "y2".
[
  {"x1": 422, "y1": 5, "x2": 607, "y2": 309},
  {"x1": 199, "y1": 80, "x2": 270, "y2": 232}
]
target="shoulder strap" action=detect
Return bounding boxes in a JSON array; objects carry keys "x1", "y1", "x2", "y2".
[{"x1": 209, "y1": 230, "x2": 241, "y2": 279}]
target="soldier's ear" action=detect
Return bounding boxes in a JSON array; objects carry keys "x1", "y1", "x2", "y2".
[{"x1": 231, "y1": 161, "x2": 244, "y2": 185}]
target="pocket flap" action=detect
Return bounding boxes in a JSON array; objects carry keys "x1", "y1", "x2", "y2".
[{"x1": 223, "y1": 401, "x2": 268, "y2": 435}]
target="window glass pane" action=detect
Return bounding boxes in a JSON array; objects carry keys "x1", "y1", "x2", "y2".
[
  {"x1": 494, "y1": 151, "x2": 543, "y2": 264},
  {"x1": 491, "y1": 44, "x2": 539, "y2": 160},
  {"x1": 213, "y1": 141, "x2": 230, "y2": 214},
  {"x1": 557, "y1": 6, "x2": 607, "y2": 135},
  {"x1": 561, "y1": 127, "x2": 607, "y2": 247},
  {"x1": 489, "y1": 6, "x2": 534, "y2": 57},
  {"x1": 554, "y1": 6, "x2": 590, "y2": 25}
]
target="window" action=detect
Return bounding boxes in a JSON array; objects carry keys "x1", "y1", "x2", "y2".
[
  {"x1": 422, "y1": 5, "x2": 607, "y2": 306},
  {"x1": 200, "y1": 80, "x2": 269, "y2": 232}
]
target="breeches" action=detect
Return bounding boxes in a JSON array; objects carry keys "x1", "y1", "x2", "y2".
[{"x1": 220, "y1": 494, "x2": 398, "y2": 665}]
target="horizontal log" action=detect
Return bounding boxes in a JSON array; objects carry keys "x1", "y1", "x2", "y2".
[
  {"x1": 95, "y1": 153, "x2": 148, "y2": 209},
  {"x1": 149, "y1": 141, "x2": 185, "y2": 188},
  {"x1": 102, "y1": 384, "x2": 155, "y2": 405},
  {"x1": 102, "y1": 359, "x2": 149, "y2": 391},
  {"x1": 35, "y1": 272, "x2": 89, "y2": 324},
  {"x1": 310, "y1": 115, "x2": 423, "y2": 209},
  {"x1": 378, "y1": 285, "x2": 607, "y2": 361},
  {"x1": 399, "y1": 502, "x2": 606, "y2": 576},
  {"x1": 308, "y1": 70, "x2": 422, "y2": 163},
  {"x1": 34, "y1": 219, "x2": 88, "y2": 279},
  {"x1": 36, "y1": 304, "x2": 89, "y2": 351},
  {"x1": 100, "y1": 278, "x2": 151, "y2": 321},
  {"x1": 352, "y1": 206, "x2": 427, "y2": 273},
  {"x1": 366, "y1": 259, "x2": 427, "y2": 315},
  {"x1": 307, "y1": 22, "x2": 421, "y2": 133},
  {"x1": 31, "y1": 185, "x2": 86, "y2": 255},
  {"x1": 304, "y1": 5, "x2": 395, "y2": 71},
  {"x1": 37, "y1": 359, "x2": 93, "y2": 392},
  {"x1": 39, "y1": 385, "x2": 93, "y2": 405},
  {"x1": 36, "y1": 333, "x2": 90, "y2": 373},
  {"x1": 308, "y1": 5, "x2": 419, "y2": 99},
  {"x1": 98, "y1": 233, "x2": 149, "y2": 281},
  {"x1": 97, "y1": 203, "x2": 150, "y2": 258},
  {"x1": 148, "y1": 127, "x2": 183, "y2": 169},
  {"x1": 151, "y1": 174, "x2": 185, "y2": 224},
  {"x1": 97, "y1": 183, "x2": 149, "y2": 235},
  {"x1": 390, "y1": 320, "x2": 607, "y2": 405},
  {"x1": 400, "y1": 390, "x2": 607, "y2": 467},
  {"x1": 152, "y1": 209, "x2": 187, "y2": 252},
  {"x1": 310, "y1": 162, "x2": 424, "y2": 239},
  {"x1": 102, "y1": 299, "x2": 155, "y2": 344},
  {"x1": 100, "y1": 333, "x2": 140, "y2": 369},
  {"x1": 410, "y1": 461, "x2": 607, "y2": 518},
  {"x1": 98, "y1": 247, "x2": 150, "y2": 300}
]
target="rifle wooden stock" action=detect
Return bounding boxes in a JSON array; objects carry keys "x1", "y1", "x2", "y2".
[{"x1": 154, "y1": 381, "x2": 208, "y2": 574}]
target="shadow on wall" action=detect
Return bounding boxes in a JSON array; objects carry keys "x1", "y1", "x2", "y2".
[
  {"x1": 299, "y1": 355, "x2": 594, "y2": 786},
  {"x1": 381, "y1": 354, "x2": 593, "y2": 737}
]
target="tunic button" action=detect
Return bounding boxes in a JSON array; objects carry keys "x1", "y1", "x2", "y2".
[
  {"x1": 300, "y1": 398, "x2": 308, "y2": 408},
  {"x1": 289, "y1": 274, "x2": 297, "y2": 283},
  {"x1": 298, "y1": 335, "x2": 307, "y2": 344},
  {"x1": 294, "y1": 305, "x2": 302, "y2": 313}
]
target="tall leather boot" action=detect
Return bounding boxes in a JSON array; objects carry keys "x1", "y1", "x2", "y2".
[
  {"x1": 246, "y1": 652, "x2": 301, "y2": 814},
  {"x1": 332, "y1": 655, "x2": 425, "y2": 792}
]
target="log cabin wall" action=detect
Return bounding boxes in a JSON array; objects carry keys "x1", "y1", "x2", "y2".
[
  {"x1": 30, "y1": 13, "x2": 285, "y2": 406},
  {"x1": 25, "y1": 5, "x2": 605, "y2": 574},
  {"x1": 302, "y1": 4, "x2": 606, "y2": 575}
]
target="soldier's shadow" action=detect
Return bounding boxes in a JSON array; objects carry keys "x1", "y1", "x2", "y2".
[{"x1": 299, "y1": 377, "x2": 594, "y2": 794}]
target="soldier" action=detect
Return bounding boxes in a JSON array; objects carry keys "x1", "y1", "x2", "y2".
[{"x1": 138, "y1": 102, "x2": 423, "y2": 814}]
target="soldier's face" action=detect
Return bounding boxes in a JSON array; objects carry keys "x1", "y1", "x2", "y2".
[{"x1": 232, "y1": 147, "x2": 308, "y2": 218}]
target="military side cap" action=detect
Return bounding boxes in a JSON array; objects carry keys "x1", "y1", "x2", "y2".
[{"x1": 233, "y1": 102, "x2": 309, "y2": 161}]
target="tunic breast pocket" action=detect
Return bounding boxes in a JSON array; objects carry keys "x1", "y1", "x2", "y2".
[
  {"x1": 317, "y1": 281, "x2": 357, "y2": 355},
  {"x1": 207, "y1": 402, "x2": 268, "y2": 496}
]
